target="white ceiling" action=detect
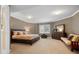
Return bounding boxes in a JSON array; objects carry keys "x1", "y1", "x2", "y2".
[{"x1": 10, "y1": 5, "x2": 79, "y2": 23}]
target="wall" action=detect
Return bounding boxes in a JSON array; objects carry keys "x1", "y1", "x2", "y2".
[
  {"x1": 10, "y1": 17, "x2": 53, "y2": 34},
  {"x1": 54, "y1": 17, "x2": 73, "y2": 34},
  {"x1": 72, "y1": 12, "x2": 79, "y2": 34},
  {"x1": 10, "y1": 17, "x2": 54, "y2": 36},
  {"x1": 10, "y1": 17, "x2": 39, "y2": 34},
  {"x1": 54, "y1": 12, "x2": 79, "y2": 35}
]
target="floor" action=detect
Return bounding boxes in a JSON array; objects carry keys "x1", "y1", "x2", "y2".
[{"x1": 11, "y1": 37, "x2": 78, "y2": 54}]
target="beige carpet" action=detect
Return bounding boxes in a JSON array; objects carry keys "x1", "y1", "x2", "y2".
[{"x1": 11, "y1": 37, "x2": 77, "y2": 54}]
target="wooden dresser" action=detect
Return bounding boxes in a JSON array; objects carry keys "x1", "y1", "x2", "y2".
[
  {"x1": 52, "y1": 32, "x2": 66, "y2": 40},
  {"x1": 51, "y1": 24, "x2": 67, "y2": 40}
]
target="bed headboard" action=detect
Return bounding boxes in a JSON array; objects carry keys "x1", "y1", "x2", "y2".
[
  {"x1": 10, "y1": 29, "x2": 25, "y2": 39},
  {"x1": 11, "y1": 29, "x2": 25, "y2": 31}
]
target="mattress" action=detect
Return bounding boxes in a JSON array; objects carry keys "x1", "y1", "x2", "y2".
[{"x1": 12, "y1": 34, "x2": 39, "y2": 40}]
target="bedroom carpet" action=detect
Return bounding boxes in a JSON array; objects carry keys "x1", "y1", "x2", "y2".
[{"x1": 11, "y1": 37, "x2": 78, "y2": 54}]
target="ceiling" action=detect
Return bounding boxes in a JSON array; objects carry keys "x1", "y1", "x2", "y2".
[{"x1": 10, "y1": 5, "x2": 79, "y2": 23}]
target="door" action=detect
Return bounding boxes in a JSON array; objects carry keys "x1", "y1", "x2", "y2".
[
  {"x1": 0, "y1": 5, "x2": 1, "y2": 53},
  {"x1": 0, "y1": 5, "x2": 10, "y2": 54}
]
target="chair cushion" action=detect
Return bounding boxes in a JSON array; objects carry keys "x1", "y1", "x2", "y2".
[{"x1": 72, "y1": 35, "x2": 79, "y2": 42}]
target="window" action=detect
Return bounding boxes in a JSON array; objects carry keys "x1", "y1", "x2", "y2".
[{"x1": 39, "y1": 24, "x2": 50, "y2": 34}]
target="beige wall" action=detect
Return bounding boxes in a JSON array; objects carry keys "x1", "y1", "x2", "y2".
[
  {"x1": 10, "y1": 17, "x2": 54, "y2": 35},
  {"x1": 54, "y1": 17, "x2": 73, "y2": 34},
  {"x1": 54, "y1": 12, "x2": 79, "y2": 35},
  {"x1": 72, "y1": 12, "x2": 79, "y2": 34},
  {"x1": 10, "y1": 17, "x2": 39, "y2": 34}
]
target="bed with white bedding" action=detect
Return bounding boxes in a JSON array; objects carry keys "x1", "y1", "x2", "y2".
[{"x1": 11, "y1": 29, "x2": 40, "y2": 45}]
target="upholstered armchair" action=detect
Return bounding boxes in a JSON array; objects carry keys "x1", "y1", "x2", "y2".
[{"x1": 61, "y1": 34, "x2": 79, "y2": 51}]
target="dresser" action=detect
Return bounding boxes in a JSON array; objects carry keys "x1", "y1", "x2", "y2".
[
  {"x1": 52, "y1": 32, "x2": 66, "y2": 40},
  {"x1": 51, "y1": 24, "x2": 67, "y2": 40}
]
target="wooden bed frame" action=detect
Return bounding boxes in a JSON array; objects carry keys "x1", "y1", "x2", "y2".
[{"x1": 10, "y1": 29, "x2": 40, "y2": 45}]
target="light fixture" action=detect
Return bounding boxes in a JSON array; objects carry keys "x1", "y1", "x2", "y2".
[
  {"x1": 27, "y1": 16, "x2": 32, "y2": 19},
  {"x1": 25, "y1": 28, "x2": 30, "y2": 32},
  {"x1": 51, "y1": 10, "x2": 63, "y2": 15},
  {"x1": 24, "y1": 26, "x2": 30, "y2": 34}
]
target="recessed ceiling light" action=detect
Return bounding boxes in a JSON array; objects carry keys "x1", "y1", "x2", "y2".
[
  {"x1": 51, "y1": 10, "x2": 63, "y2": 15},
  {"x1": 27, "y1": 16, "x2": 32, "y2": 19}
]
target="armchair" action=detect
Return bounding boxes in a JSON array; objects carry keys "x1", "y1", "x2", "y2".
[{"x1": 61, "y1": 34, "x2": 79, "y2": 51}]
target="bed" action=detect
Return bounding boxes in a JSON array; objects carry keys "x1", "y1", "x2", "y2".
[{"x1": 11, "y1": 29, "x2": 40, "y2": 45}]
